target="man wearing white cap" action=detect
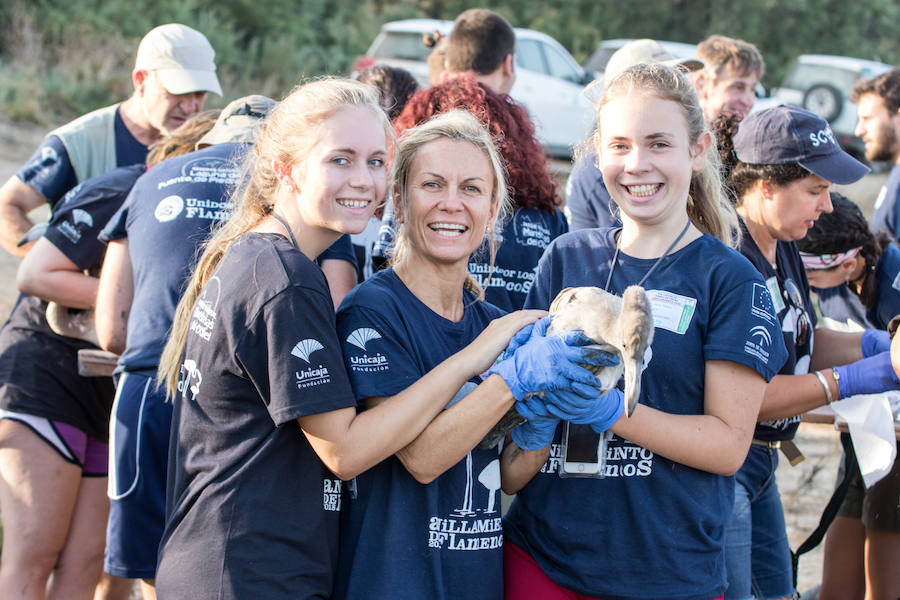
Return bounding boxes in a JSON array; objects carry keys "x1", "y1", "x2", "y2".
[
  {"x1": 0, "y1": 23, "x2": 222, "y2": 258},
  {"x1": 565, "y1": 39, "x2": 704, "y2": 230}
]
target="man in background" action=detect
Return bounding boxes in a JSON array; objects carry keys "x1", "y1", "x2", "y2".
[
  {"x1": 853, "y1": 69, "x2": 900, "y2": 239},
  {"x1": 0, "y1": 23, "x2": 221, "y2": 257}
]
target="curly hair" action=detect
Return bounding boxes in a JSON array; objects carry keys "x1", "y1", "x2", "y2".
[
  {"x1": 394, "y1": 76, "x2": 560, "y2": 212},
  {"x1": 797, "y1": 192, "x2": 891, "y2": 308},
  {"x1": 712, "y1": 112, "x2": 810, "y2": 203},
  {"x1": 851, "y1": 68, "x2": 900, "y2": 114}
]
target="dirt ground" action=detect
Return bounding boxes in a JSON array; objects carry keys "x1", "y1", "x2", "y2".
[{"x1": 0, "y1": 117, "x2": 890, "y2": 597}]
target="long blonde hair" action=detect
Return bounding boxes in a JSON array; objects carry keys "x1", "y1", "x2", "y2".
[
  {"x1": 159, "y1": 78, "x2": 393, "y2": 396},
  {"x1": 594, "y1": 63, "x2": 740, "y2": 248},
  {"x1": 388, "y1": 109, "x2": 510, "y2": 299}
]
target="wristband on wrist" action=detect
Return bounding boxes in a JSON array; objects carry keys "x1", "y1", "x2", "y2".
[
  {"x1": 831, "y1": 368, "x2": 841, "y2": 398},
  {"x1": 814, "y1": 370, "x2": 834, "y2": 405}
]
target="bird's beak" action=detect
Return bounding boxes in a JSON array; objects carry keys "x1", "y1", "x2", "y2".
[{"x1": 622, "y1": 359, "x2": 641, "y2": 418}]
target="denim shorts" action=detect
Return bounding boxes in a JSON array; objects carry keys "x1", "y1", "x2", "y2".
[
  {"x1": 724, "y1": 444, "x2": 796, "y2": 600},
  {"x1": 104, "y1": 372, "x2": 173, "y2": 579}
]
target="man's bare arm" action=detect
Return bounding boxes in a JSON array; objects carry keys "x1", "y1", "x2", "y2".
[{"x1": 0, "y1": 176, "x2": 48, "y2": 258}]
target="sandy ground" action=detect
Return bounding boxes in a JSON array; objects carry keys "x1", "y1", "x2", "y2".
[{"x1": 0, "y1": 118, "x2": 889, "y2": 597}]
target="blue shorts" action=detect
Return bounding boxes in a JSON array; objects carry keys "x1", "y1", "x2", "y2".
[
  {"x1": 724, "y1": 444, "x2": 795, "y2": 600},
  {"x1": 104, "y1": 372, "x2": 173, "y2": 579}
]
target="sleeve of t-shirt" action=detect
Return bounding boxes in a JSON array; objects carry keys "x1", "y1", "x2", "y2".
[
  {"x1": 318, "y1": 234, "x2": 357, "y2": 268},
  {"x1": 15, "y1": 135, "x2": 78, "y2": 208},
  {"x1": 564, "y1": 155, "x2": 601, "y2": 231},
  {"x1": 43, "y1": 182, "x2": 118, "y2": 270},
  {"x1": 703, "y1": 275, "x2": 788, "y2": 381},
  {"x1": 98, "y1": 189, "x2": 134, "y2": 243},
  {"x1": 235, "y1": 285, "x2": 356, "y2": 426},
  {"x1": 523, "y1": 242, "x2": 565, "y2": 311},
  {"x1": 336, "y1": 303, "x2": 423, "y2": 403}
]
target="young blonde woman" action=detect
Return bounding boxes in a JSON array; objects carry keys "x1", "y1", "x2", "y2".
[
  {"x1": 499, "y1": 63, "x2": 788, "y2": 600},
  {"x1": 332, "y1": 109, "x2": 618, "y2": 600},
  {"x1": 154, "y1": 80, "x2": 600, "y2": 599}
]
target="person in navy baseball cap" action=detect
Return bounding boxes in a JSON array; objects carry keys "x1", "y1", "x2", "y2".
[
  {"x1": 733, "y1": 104, "x2": 870, "y2": 184},
  {"x1": 718, "y1": 103, "x2": 900, "y2": 600}
]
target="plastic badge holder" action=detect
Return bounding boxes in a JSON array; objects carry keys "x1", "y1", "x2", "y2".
[{"x1": 559, "y1": 421, "x2": 607, "y2": 478}]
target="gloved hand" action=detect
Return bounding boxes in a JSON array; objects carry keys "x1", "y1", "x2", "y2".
[
  {"x1": 861, "y1": 328, "x2": 891, "y2": 358},
  {"x1": 484, "y1": 330, "x2": 618, "y2": 401},
  {"x1": 499, "y1": 315, "x2": 550, "y2": 362},
  {"x1": 517, "y1": 388, "x2": 624, "y2": 434},
  {"x1": 510, "y1": 415, "x2": 560, "y2": 451},
  {"x1": 834, "y1": 351, "x2": 900, "y2": 398}
]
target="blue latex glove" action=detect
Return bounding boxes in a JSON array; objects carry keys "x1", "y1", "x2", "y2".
[
  {"x1": 834, "y1": 352, "x2": 900, "y2": 398},
  {"x1": 484, "y1": 330, "x2": 618, "y2": 401},
  {"x1": 861, "y1": 329, "x2": 891, "y2": 358},
  {"x1": 517, "y1": 389, "x2": 624, "y2": 433},
  {"x1": 499, "y1": 316, "x2": 550, "y2": 362},
  {"x1": 510, "y1": 416, "x2": 560, "y2": 451}
]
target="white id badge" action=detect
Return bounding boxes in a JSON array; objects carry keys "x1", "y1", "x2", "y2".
[
  {"x1": 645, "y1": 290, "x2": 697, "y2": 335},
  {"x1": 766, "y1": 276, "x2": 786, "y2": 313}
]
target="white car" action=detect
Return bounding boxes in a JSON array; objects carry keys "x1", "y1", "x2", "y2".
[
  {"x1": 771, "y1": 54, "x2": 893, "y2": 160},
  {"x1": 354, "y1": 19, "x2": 596, "y2": 157}
]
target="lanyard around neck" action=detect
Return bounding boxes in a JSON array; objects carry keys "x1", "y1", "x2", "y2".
[
  {"x1": 604, "y1": 220, "x2": 691, "y2": 292},
  {"x1": 270, "y1": 211, "x2": 299, "y2": 250}
]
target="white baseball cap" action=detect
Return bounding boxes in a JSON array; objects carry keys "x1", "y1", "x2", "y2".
[
  {"x1": 135, "y1": 24, "x2": 223, "y2": 96},
  {"x1": 585, "y1": 39, "x2": 704, "y2": 102},
  {"x1": 196, "y1": 95, "x2": 276, "y2": 149}
]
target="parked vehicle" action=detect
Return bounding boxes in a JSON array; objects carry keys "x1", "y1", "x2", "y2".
[
  {"x1": 584, "y1": 38, "x2": 699, "y2": 76},
  {"x1": 771, "y1": 54, "x2": 893, "y2": 160},
  {"x1": 353, "y1": 19, "x2": 596, "y2": 157}
]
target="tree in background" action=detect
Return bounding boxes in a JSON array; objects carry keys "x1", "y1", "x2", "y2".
[{"x1": 1, "y1": 0, "x2": 898, "y2": 124}]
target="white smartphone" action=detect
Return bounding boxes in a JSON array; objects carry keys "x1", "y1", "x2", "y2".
[{"x1": 561, "y1": 421, "x2": 605, "y2": 478}]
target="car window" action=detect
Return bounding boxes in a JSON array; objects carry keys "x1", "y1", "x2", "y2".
[
  {"x1": 783, "y1": 63, "x2": 860, "y2": 96},
  {"x1": 371, "y1": 32, "x2": 431, "y2": 62},
  {"x1": 543, "y1": 43, "x2": 581, "y2": 83},
  {"x1": 516, "y1": 39, "x2": 547, "y2": 74}
]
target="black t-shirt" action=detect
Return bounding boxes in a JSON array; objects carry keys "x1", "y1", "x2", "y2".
[
  {"x1": 157, "y1": 232, "x2": 356, "y2": 600},
  {"x1": 0, "y1": 165, "x2": 144, "y2": 440},
  {"x1": 738, "y1": 220, "x2": 817, "y2": 442}
]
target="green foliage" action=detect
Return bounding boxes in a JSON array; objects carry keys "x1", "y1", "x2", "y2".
[{"x1": 1, "y1": 0, "x2": 899, "y2": 125}]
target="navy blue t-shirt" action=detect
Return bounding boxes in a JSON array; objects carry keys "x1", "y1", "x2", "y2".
[
  {"x1": 816, "y1": 242, "x2": 900, "y2": 330},
  {"x1": 100, "y1": 143, "x2": 244, "y2": 375},
  {"x1": 472, "y1": 207, "x2": 568, "y2": 312},
  {"x1": 157, "y1": 232, "x2": 356, "y2": 600},
  {"x1": 0, "y1": 165, "x2": 143, "y2": 440},
  {"x1": 739, "y1": 222, "x2": 818, "y2": 442},
  {"x1": 334, "y1": 268, "x2": 506, "y2": 600},
  {"x1": 871, "y1": 163, "x2": 900, "y2": 240},
  {"x1": 564, "y1": 148, "x2": 618, "y2": 231},
  {"x1": 503, "y1": 228, "x2": 786, "y2": 600},
  {"x1": 16, "y1": 107, "x2": 147, "y2": 209}
]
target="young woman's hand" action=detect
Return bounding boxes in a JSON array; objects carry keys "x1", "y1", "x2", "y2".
[
  {"x1": 484, "y1": 331, "x2": 617, "y2": 400},
  {"x1": 457, "y1": 310, "x2": 546, "y2": 377}
]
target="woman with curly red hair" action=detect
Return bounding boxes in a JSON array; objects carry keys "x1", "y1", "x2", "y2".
[{"x1": 374, "y1": 75, "x2": 567, "y2": 311}]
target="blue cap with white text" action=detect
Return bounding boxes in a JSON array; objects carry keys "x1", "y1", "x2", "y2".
[{"x1": 732, "y1": 104, "x2": 869, "y2": 185}]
